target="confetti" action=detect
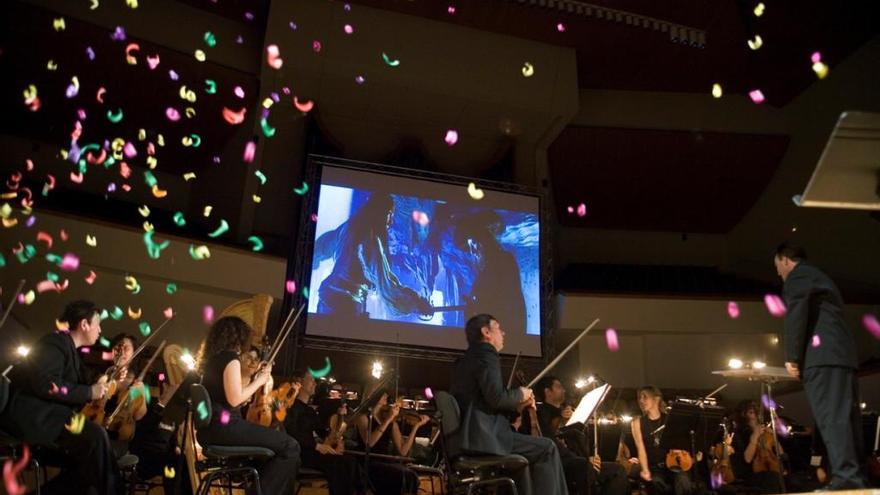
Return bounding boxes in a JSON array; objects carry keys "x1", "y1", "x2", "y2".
[
  {"x1": 467, "y1": 182, "x2": 484, "y2": 200},
  {"x1": 355, "y1": 75, "x2": 365, "y2": 84},
  {"x1": 254, "y1": 170, "x2": 267, "y2": 185},
  {"x1": 164, "y1": 466, "x2": 175, "y2": 479},
  {"x1": 293, "y1": 182, "x2": 309, "y2": 195},
  {"x1": 107, "y1": 108, "x2": 124, "y2": 123},
  {"x1": 86, "y1": 235, "x2": 97, "y2": 246},
  {"x1": 166, "y1": 107, "x2": 181, "y2": 121},
  {"x1": 125, "y1": 43, "x2": 140, "y2": 65},
  {"x1": 85, "y1": 271, "x2": 97, "y2": 285},
  {"x1": 202, "y1": 305, "x2": 214, "y2": 324},
  {"x1": 204, "y1": 79, "x2": 217, "y2": 94},
  {"x1": 811, "y1": 52, "x2": 829, "y2": 79},
  {"x1": 125, "y1": 275, "x2": 140, "y2": 294},
  {"x1": 247, "y1": 236, "x2": 264, "y2": 252},
  {"x1": 3, "y1": 444, "x2": 31, "y2": 495},
  {"x1": 183, "y1": 172, "x2": 196, "y2": 181},
  {"x1": 59, "y1": 253, "x2": 79, "y2": 271},
  {"x1": 173, "y1": 212, "x2": 186, "y2": 226},
  {"x1": 763, "y1": 294, "x2": 786, "y2": 317},
  {"x1": 261, "y1": 117, "x2": 276, "y2": 137},
  {"x1": 344, "y1": 24, "x2": 354, "y2": 35},
  {"x1": 862, "y1": 314, "x2": 880, "y2": 339},
  {"x1": 128, "y1": 306, "x2": 142, "y2": 319},
  {"x1": 189, "y1": 244, "x2": 211, "y2": 260},
  {"x1": 222, "y1": 107, "x2": 246, "y2": 125},
  {"x1": 556, "y1": 23, "x2": 566, "y2": 32},
  {"x1": 605, "y1": 328, "x2": 620, "y2": 351},
  {"x1": 36, "y1": 231, "x2": 54, "y2": 249},
  {"x1": 194, "y1": 49, "x2": 206, "y2": 62},
  {"x1": 243, "y1": 141, "x2": 256, "y2": 162},
  {"x1": 138, "y1": 205, "x2": 150, "y2": 217},
  {"x1": 308, "y1": 357, "x2": 332, "y2": 378},
  {"x1": 576, "y1": 203, "x2": 587, "y2": 217},
  {"x1": 382, "y1": 52, "x2": 400, "y2": 67},
  {"x1": 424, "y1": 387, "x2": 434, "y2": 399},
  {"x1": 444, "y1": 130, "x2": 459, "y2": 146},
  {"x1": 196, "y1": 401, "x2": 209, "y2": 421},
  {"x1": 747, "y1": 35, "x2": 763, "y2": 51},
  {"x1": 203, "y1": 31, "x2": 217, "y2": 48},
  {"x1": 811, "y1": 334, "x2": 821, "y2": 347},
  {"x1": 143, "y1": 230, "x2": 170, "y2": 259},
  {"x1": 23, "y1": 84, "x2": 41, "y2": 111},
  {"x1": 521, "y1": 62, "x2": 535, "y2": 77},
  {"x1": 65, "y1": 76, "x2": 80, "y2": 98},
  {"x1": 207, "y1": 219, "x2": 229, "y2": 238},
  {"x1": 711, "y1": 83, "x2": 723, "y2": 98},
  {"x1": 53, "y1": 17, "x2": 66, "y2": 31},
  {"x1": 303, "y1": 287, "x2": 310, "y2": 299},
  {"x1": 285, "y1": 280, "x2": 296, "y2": 293},
  {"x1": 110, "y1": 306, "x2": 124, "y2": 320},
  {"x1": 727, "y1": 301, "x2": 740, "y2": 319},
  {"x1": 139, "y1": 322, "x2": 151, "y2": 336},
  {"x1": 203, "y1": 206, "x2": 212, "y2": 217},
  {"x1": 748, "y1": 89, "x2": 765, "y2": 104},
  {"x1": 219, "y1": 409, "x2": 231, "y2": 425},
  {"x1": 447, "y1": 5, "x2": 456, "y2": 14},
  {"x1": 65, "y1": 413, "x2": 86, "y2": 434},
  {"x1": 293, "y1": 97, "x2": 313, "y2": 113},
  {"x1": 266, "y1": 44, "x2": 283, "y2": 69},
  {"x1": 312, "y1": 40, "x2": 322, "y2": 53},
  {"x1": 754, "y1": 2, "x2": 765, "y2": 16},
  {"x1": 146, "y1": 54, "x2": 160, "y2": 69}
]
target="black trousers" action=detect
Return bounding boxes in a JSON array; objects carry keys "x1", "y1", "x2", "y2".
[
  {"x1": 363, "y1": 459, "x2": 418, "y2": 494},
  {"x1": 647, "y1": 466, "x2": 694, "y2": 495},
  {"x1": 509, "y1": 432, "x2": 569, "y2": 495},
  {"x1": 43, "y1": 421, "x2": 123, "y2": 495},
  {"x1": 197, "y1": 420, "x2": 300, "y2": 494},
  {"x1": 562, "y1": 456, "x2": 627, "y2": 495},
  {"x1": 802, "y1": 366, "x2": 867, "y2": 488},
  {"x1": 302, "y1": 450, "x2": 364, "y2": 495}
]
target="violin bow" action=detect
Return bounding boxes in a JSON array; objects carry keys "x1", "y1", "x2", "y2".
[
  {"x1": 264, "y1": 304, "x2": 305, "y2": 366},
  {"x1": 105, "y1": 340, "x2": 167, "y2": 426},
  {"x1": 506, "y1": 352, "x2": 521, "y2": 389},
  {"x1": 527, "y1": 318, "x2": 599, "y2": 388},
  {"x1": 110, "y1": 316, "x2": 173, "y2": 379}
]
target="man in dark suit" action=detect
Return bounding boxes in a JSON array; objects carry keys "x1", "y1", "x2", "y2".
[
  {"x1": 450, "y1": 313, "x2": 567, "y2": 495},
  {"x1": 0, "y1": 300, "x2": 122, "y2": 494},
  {"x1": 774, "y1": 242, "x2": 868, "y2": 489}
]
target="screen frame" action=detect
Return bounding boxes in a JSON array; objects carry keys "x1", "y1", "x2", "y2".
[{"x1": 284, "y1": 154, "x2": 553, "y2": 360}]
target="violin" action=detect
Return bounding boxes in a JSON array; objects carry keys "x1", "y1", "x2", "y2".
[
  {"x1": 710, "y1": 421, "x2": 735, "y2": 485},
  {"x1": 514, "y1": 370, "x2": 542, "y2": 438},
  {"x1": 105, "y1": 340, "x2": 166, "y2": 441},
  {"x1": 245, "y1": 339, "x2": 275, "y2": 427},
  {"x1": 324, "y1": 402, "x2": 350, "y2": 452},
  {"x1": 752, "y1": 425, "x2": 781, "y2": 473},
  {"x1": 270, "y1": 381, "x2": 301, "y2": 423},
  {"x1": 666, "y1": 449, "x2": 694, "y2": 472}
]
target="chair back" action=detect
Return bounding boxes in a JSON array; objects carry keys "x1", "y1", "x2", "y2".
[
  {"x1": 189, "y1": 383, "x2": 212, "y2": 429},
  {"x1": 434, "y1": 391, "x2": 461, "y2": 436}
]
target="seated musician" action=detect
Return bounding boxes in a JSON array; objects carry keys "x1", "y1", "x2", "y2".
[
  {"x1": 104, "y1": 333, "x2": 148, "y2": 453},
  {"x1": 196, "y1": 316, "x2": 300, "y2": 494},
  {"x1": 351, "y1": 383, "x2": 429, "y2": 494},
  {"x1": 450, "y1": 314, "x2": 567, "y2": 495},
  {"x1": 631, "y1": 386, "x2": 695, "y2": 495},
  {"x1": 0, "y1": 300, "x2": 123, "y2": 494},
  {"x1": 534, "y1": 376, "x2": 627, "y2": 495},
  {"x1": 283, "y1": 369, "x2": 364, "y2": 495},
  {"x1": 729, "y1": 400, "x2": 783, "y2": 494}
]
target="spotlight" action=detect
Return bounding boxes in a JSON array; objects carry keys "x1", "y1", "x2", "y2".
[
  {"x1": 771, "y1": 336, "x2": 779, "y2": 345},
  {"x1": 371, "y1": 361, "x2": 383, "y2": 379},
  {"x1": 15, "y1": 345, "x2": 30, "y2": 357},
  {"x1": 728, "y1": 358, "x2": 744, "y2": 369},
  {"x1": 860, "y1": 402, "x2": 867, "y2": 410},
  {"x1": 752, "y1": 361, "x2": 767, "y2": 369}
]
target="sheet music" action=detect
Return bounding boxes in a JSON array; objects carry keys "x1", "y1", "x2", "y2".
[{"x1": 567, "y1": 384, "x2": 611, "y2": 427}]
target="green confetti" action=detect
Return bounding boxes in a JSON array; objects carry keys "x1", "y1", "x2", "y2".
[
  {"x1": 187, "y1": 134, "x2": 201, "y2": 147},
  {"x1": 247, "y1": 235, "x2": 264, "y2": 252},
  {"x1": 254, "y1": 170, "x2": 267, "y2": 185},
  {"x1": 99, "y1": 336, "x2": 110, "y2": 348},
  {"x1": 293, "y1": 182, "x2": 309, "y2": 195},
  {"x1": 129, "y1": 385, "x2": 151, "y2": 405},
  {"x1": 0, "y1": 253, "x2": 5, "y2": 267},
  {"x1": 107, "y1": 108, "x2": 124, "y2": 123},
  {"x1": 207, "y1": 219, "x2": 229, "y2": 238},
  {"x1": 144, "y1": 170, "x2": 158, "y2": 188},
  {"x1": 166, "y1": 283, "x2": 178, "y2": 294},
  {"x1": 143, "y1": 231, "x2": 170, "y2": 259},
  {"x1": 197, "y1": 400, "x2": 209, "y2": 421},
  {"x1": 382, "y1": 52, "x2": 400, "y2": 67},
  {"x1": 110, "y1": 306, "x2": 124, "y2": 320},
  {"x1": 260, "y1": 117, "x2": 276, "y2": 138},
  {"x1": 77, "y1": 143, "x2": 100, "y2": 169},
  {"x1": 46, "y1": 271, "x2": 59, "y2": 282},
  {"x1": 203, "y1": 31, "x2": 217, "y2": 48},
  {"x1": 100, "y1": 309, "x2": 109, "y2": 321},
  {"x1": 303, "y1": 286, "x2": 310, "y2": 299},
  {"x1": 45, "y1": 253, "x2": 61, "y2": 264},
  {"x1": 308, "y1": 356, "x2": 332, "y2": 378},
  {"x1": 173, "y1": 211, "x2": 186, "y2": 227},
  {"x1": 205, "y1": 79, "x2": 217, "y2": 94},
  {"x1": 139, "y1": 321, "x2": 151, "y2": 336}
]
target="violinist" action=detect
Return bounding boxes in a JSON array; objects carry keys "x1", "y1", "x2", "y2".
[
  {"x1": 283, "y1": 370, "x2": 364, "y2": 495},
  {"x1": 104, "y1": 333, "x2": 148, "y2": 451},
  {"x1": 631, "y1": 386, "x2": 694, "y2": 495},
  {"x1": 535, "y1": 376, "x2": 628, "y2": 495},
  {"x1": 729, "y1": 400, "x2": 783, "y2": 494},
  {"x1": 351, "y1": 383, "x2": 427, "y2": 494},
  {"x1": 0, "y1": 300, "x2": 123, "y2": 494},
  {"x1": 195, "y1": 316, "x2": 300, "y2": 494}
]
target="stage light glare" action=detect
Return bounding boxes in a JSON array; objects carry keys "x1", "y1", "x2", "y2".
[
  {"x1": 574, "y1": 378, "x2": 587, "y2": 389},
  {"x1": 181, "y1": 351, "x2": 196, "y2": 370},
  {"x1": 771, "y1": 336, "x2": 779, "y2": 345},
  {"x1": 371, "y1": 361, "x2": 383, "y2": 379},
  {"x1": 860, "y1": 402, "x2": 867, "y2": 410},
  {"x1": 752, "y1": 361, "x2": 766, "y2": 369},
  {"x1": 728, "y1": 358, "x2": 744, "y2": 369},
  {"x1": 16, "y1": 345, "x2": 30, "y2": 357},
  {"x1": 586, "y1": 375, "x2": 596, "y2": 384},
  {"x1": 620, "y1": 414, "x2": 633, "y2": 423}
]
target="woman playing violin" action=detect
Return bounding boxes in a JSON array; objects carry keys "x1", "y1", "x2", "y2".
[
  {"x1": 104, "y1": 334, "x2": 148, "y2": 450},
  {"x1": 730, "y1": 400, "x2": 783, "y2": 494},
  {"x1": 196, "y1": 316, "x2": 300, "y2": 494},
  {"x1": 631, "y1": 386, "x2": 695, "y2": 495}
]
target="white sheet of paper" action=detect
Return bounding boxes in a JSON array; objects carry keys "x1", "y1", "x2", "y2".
[{"x1": 566, "y1": 384, "x2": 611, "y2": 427}]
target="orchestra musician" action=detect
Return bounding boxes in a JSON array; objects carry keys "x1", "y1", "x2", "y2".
[
  {"x1": 449, "y1": 314, "x2": 568, "y2": 495},
  {"x1": 729, "y1": 400, "x2": 783, "y2": 494},
  {"x1": 631, "y1": 386, "x2": 695, "y2": 495},
  {"x1": 351, "y1": 382, "x2": 427, "y2": 494},
  {"x1": 534, "y1": 375, "x2": 628, "y2": 495},
  {"x1": 104, "y1": 333, "x2": 148, "y2": 454},
  {"x1": 0, "y1": 300, "x2": 123, "y2": 494},
  {"x1": 195, "y1": 316, "x2": 300, "y2": 494},
  {"x1": 284, "y1": 369, "x2": 365, "y2": 495}
]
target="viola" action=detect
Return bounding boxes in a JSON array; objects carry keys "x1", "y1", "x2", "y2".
[
  {"x1": 105, "y1": 341, "x2": 166, "y2": 441},
  {"x1": 710, "y1": 421, "x2": 735, "y2": 485},
  {"x1": 752, "y1": 426, "x2": 781, "y2": 473},
  {"x1": 324, "y1": 403, "x2": 350, "y2": 452},
  {"x1": 270, "y1": 381, "x2": 301, "y2": 423},
  {"x1": 666, "y1": 449, "x2": 694, "y2": 472},
  {"x1": 245, "y1": 371, "x2": 274, "y2": 427},
  {"x1": 514, "y1": 370, "x2": 542, "y2": 438}
]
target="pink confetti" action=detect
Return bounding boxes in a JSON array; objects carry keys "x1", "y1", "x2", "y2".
[
  {"x1": 36, "y1": 231, "x2": 53, "y2": 249},
  {"x1": 123, "y1": 142, "x2": 137, "y2": 158},
  {"x1": 163, "y1": 307, "x2": 174, "y2": 319},
  {"x1": 158, "y1": 372, "x2": 166, "y2": 382},
  {"x1": 166, "y1": 107, "x2": 181, "y2": 121},
  {"x1": 355, "y1": 75, "x2": 365, "y2": 84},
  {"x1": 36, "y1": 280, "x2": 67, "y2": 293},
  {"x1": 424, "y1": 387, "x2": 434, "y2": 399},
  {"x1": 70, "y1": 172, "x2": 84, "y2": 184},
  {"x1": 811, "y1": 51, "x2": 822, "y2": 64},
  {"x1": 312, "y1": 40, "x2": 322, "y2": 53},
  {"x1": 146, "y1": 54, "x2": 160, "y2": 69},
  {"x1": 60, "y1": 253, "x2": 80, "y2": 271},
  {"x1": 203, "y1": 305, "x2": 215, "y2": 324},
  {"x1": 444, "y1": 129, "x2": 459, "y2": 146},
  {"x1": 749, "y1": 89, "x2": 765, "y2": 104},
  {"x1": 80, "y1": 347, "x2": 90, "y2": 354},
  {"x1": 811, "y1": 334, "x2": 821, "y2": 347},
  {"x1": 220, "y1": 409, "x2": 231, "y2": 425},
  {"x1": 102, "y1": 351, "x2": 114, "y2": 361},
  {"x1": 566, "y1": 206, "x2": 574, "y2": 213},
  {"x1": 763, "y1": 294, "x2": 786, "y2": 317},
  {"x1": 3, "y1": 444, "x2": 30, "y2": 495},
  {"x1": 344, "y1": 24, "x2": 354, "y2": 35},
  {"x1": 576, "y1": 203, "x2": 587, "y2": 217},
  {"x1": 85, "y1": 271, "x2": 97, "y2": 284},
  {"x1": 234, "y1": 86, "x2": 245, "y2": 98},
  {"x1": 447, "y1": 5, "x2": 456, "y2": 14},
  {"x1": 605, "y1": 328, "x2": 620, "y2": 351},
  {"x1": 556, "y1": 23, "x2": 566, "y2": 32},
  {"x1": 285, "y1": 280, "x2": 296, "y2": 294},
  {"x1": 862, "y1": 314, "x2": 880, "y2": 339},
  {"x1": 243, "y1": 141, "x2": 256, "y2": 163},
  {"x1": 727, "y1": 301, "x2": 740, "y2": 319}
]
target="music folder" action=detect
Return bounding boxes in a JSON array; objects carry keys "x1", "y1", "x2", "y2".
[{"x1": 566, "y1": 383, "x2": 612, "y2": 427}]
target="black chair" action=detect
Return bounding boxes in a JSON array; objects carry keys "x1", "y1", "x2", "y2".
[
  {"x1": 189, "y1": 383, "x2": 274, "y2": 495},
  {"x1": 0, "y1": 374, "x2": 45, "y2": 495},
  {"x1": 434, "y1": 391, "x2": 527, "y2": 495}
]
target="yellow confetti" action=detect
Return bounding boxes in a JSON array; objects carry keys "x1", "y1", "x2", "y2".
[
  {"x1": 55, "y1": 319, "x2": 70, "y2": 331},
  {"x1": 812, "y1": 61, "x2": 829, "y2": 79},
  {"x1": 127, "y1": 306, "x2": 142, "y2": 319},
  {"x1": 157, "y1": 134, "x2": 165, "y2": 147},
  {"x1": 711, "y1": 83, "x2": 723, "y2": 98},
  {"x1": 138, "y1": 205, "x2": 150, "y2": 217},
  {"x1": 143, "y1": 222, "x2": 154, "y2": 232},
  {"x1": 467, "y1": 182, "x2": 485, "y2": 200},
  {"x1": 0, "y1": 203, "x2": 11, "y2": 218},
  {"x1": 179, "y1": 85, "x2": 197, "y2": 103},
  {"x1": 747, "y1": 35, "x2": 763, "y2": 51},
  {"x1": 47, "y1": 60, "x2": 58, "y2": 71},
  {"x1": 126, "y1": 0, "x2": 137, "y2": 7},
  {"x1": 521, "y1": 62, "x2": 535, "y2": 77},
  {"x1": 89, "y1": 0, "x2": 99, "y2": 10},
  {"x1": 753, "y1": 2, "x2": 765, "y2": 17},
  {"x1": 151, "y1": 185, "x2": 168, "y2": 198},
  {"x1": 203, "y1": 205, "x2": 212, "y2": 217},
  {"x1": 252, "y1": 194, "x2": 262, "y2": 203},
  {"x1": 86, "y1": 234, "x2": 97, "y2": 247},
  {"x1": 185, "y1": 107, "x2": 196, "y2": 118},
  {"x1": 183, "y1": 172, "x2": 196, "y2": 181},
  {"x1": 138, "y1": 129, "x2": 147, "y2": 141},
  {"x1": 65, "y1": 413, "x2": 86, "y2": 434},
  {"x1": 22, "y1": 291, "x2": 35, "y2": 305},
  {"x1": 146, "y1": 156, "x2": 158, "y2": 169},
  {"x1": 261, "y1": 98, "x2": 274, "y2": 109},
  {"x1": 3, "y1": 217, "x2": 18, "y2": 228},
  {"x1": 189, "y1": 244, "x2": 211, "y2": 260},
  {"x1": 125, "y1": 275, "x2": 139, "y2": 292},
  {"x1": 164, "y1": 466, "x2": 175, "y2": 478},
  {"x1": 194, "y1": 49, "x2": 206, "y2": 62},
  {"x1": 53, "y1": 18, "x2": 66, "y2": 31}
]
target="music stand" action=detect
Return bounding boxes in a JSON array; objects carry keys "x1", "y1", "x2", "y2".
[{"x1": 663, "y1": 401, "x2": 726, "y2": 456}]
